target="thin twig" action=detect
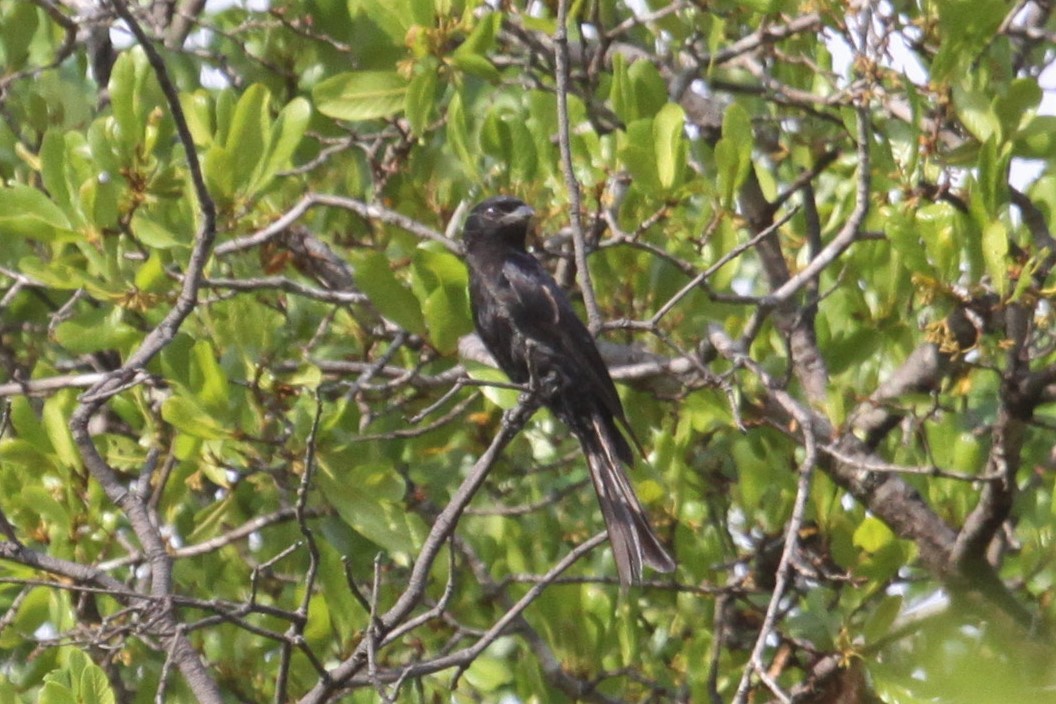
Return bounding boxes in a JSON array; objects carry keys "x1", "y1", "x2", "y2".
[
  {"x1": 215, "y1": 193, "x2": 454, "y2": 256},
  {"x1": 345, "y1": 533, "x2": 609, "y2": 688},
  {"x1": 732, "y1": 412, "x2": 816, "y2": 704},
  {"x1": 275, "y1": 393, "x2": 326, "y2": 704},
  {"x1": 299, "y1": 394, "x2": 541, "y2": 702},
  {"x1": 651, "y1": 208, "x2": 799, "y2": 326},
  {"x1": 554, "y1": 0, "x2": 602, "y2": 333},
  {"x1": 65, "y1": 3, "x2": 223, "y2": 700},
  {"x1": 761, "y1": 105, "x2": 870, "y2": 307}
]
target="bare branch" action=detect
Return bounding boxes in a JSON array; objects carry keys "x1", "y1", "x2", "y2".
[
  {"x1": 299, "y1": 395, "x2": 540, "y2": 702},
  {"x1": 215, "y1": 193, "x2": 455, "y2": 257},
  {"x1": 554, "y1": 0, "x2": 602, "y2": 333}
]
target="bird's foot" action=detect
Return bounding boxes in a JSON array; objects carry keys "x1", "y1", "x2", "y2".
[
  {"x1": 502, "y1": 399, "x2": 537, "y2": 430},
  {"x1": 537, "y1": 369, "x2": 562, "y2": 398}
]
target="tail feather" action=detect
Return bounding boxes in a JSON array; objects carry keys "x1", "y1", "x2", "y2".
[{"x1": 581, "y1": 416, "x2": 676, "y2": 586}]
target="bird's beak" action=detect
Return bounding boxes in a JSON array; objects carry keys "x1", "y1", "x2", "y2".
[{"x1": 500, "y1": 204, "x2": 535, "y2": 225}]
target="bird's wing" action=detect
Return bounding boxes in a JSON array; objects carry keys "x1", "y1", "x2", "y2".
[{"x1": 499, "y1": 252, "x2": 628, "y2": 426}]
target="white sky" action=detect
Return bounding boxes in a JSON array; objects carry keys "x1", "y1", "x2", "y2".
[
  {"x1": 824, "y1": 6, "x2": 1056, "y2": 192},
  {"x1": 114, "y1": 0, "x2": 1055, "y2": 189}
]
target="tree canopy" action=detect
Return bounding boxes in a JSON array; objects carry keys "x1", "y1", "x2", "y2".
[{"x1": 1, "y1": 0, "x2": 1055, "y2": 702}]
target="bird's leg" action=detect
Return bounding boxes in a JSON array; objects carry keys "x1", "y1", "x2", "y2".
[
  {"x1": 501, "y1": 399, "x2": 535, "y2": 432},
  {"x1": 523, "y1": 338, "x2": 543, "y2": 393},
  {"x1": 502, "y1": 340, "x2": 543, "y2": 430},
  {"x1": 522, "y1": 339, "x2": 561, "y2": 400}
]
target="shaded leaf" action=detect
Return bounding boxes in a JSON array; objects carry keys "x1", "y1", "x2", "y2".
[
  {"x1": 0, "y1": 184, "x2": 76, "y2": 242},
  {"x1": 161, "y1": 395, "x2": 232, "y2": 440},
  {"x1": 982, "y1": 220, "x2": 1009, "y2": 298},
  {"x1": 405, "y1": 67, "x2": 439, "y2": 137},
  {"x1": 350, "y1": 250, "x2": 425, "y2": 334},
  {"x1": 653, "y1": 102, "x2": 686, "y2": 190},
  {"x1": 314, "y1": 71, "x2": 407, "y2": 122}
]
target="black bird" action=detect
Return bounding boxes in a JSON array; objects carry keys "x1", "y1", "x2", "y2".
[{"x1": 462, "y1": 195, "x2": 676, "y2": 586}]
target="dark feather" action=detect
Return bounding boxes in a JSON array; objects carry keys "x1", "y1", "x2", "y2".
[{"x1": 463, "y1": 196, "x2": 675, "y2": 586}]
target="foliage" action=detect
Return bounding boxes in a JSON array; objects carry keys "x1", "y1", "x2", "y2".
[{"x1": 1, "y1": 0, "x2": 1055, "y2": 702}]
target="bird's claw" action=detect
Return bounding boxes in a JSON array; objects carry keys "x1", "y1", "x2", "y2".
[
  {"x1": 502, "y1": 399, "x2": 536, "y2": 430},
  {"x1": 534, "y1": 370, "x2": 562, "y2": 398}
]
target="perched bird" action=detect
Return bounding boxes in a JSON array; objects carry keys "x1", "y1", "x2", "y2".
[{"x1": 462, "y1": 195, "x2": 676, "y2": 586}]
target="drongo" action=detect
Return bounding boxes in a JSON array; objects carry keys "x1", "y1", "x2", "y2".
[{"x1": 463, "y1": 195, "x2": 675, "y2": 586}]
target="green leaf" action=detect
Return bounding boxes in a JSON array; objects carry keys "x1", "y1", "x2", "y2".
[
  {"x1": 224, "y1": 83, "x2": 270, "y2": 193},
  {"x1": 458, "y1": 11, "x2": 500, "y2": 56},
  {"x1": 992, "y1": 78, "x2": 1042, "y2": 139},
  {"x1": 161, "y1": 395, "x2": 232, "y2": 440},
  {"x1": 918, "y1": 202, "x2": 958, "y2": 280},
  {"x1": 214, "y1": 89, "x2": 236, "y2": 145},
  {"x1": 315, "y1": 543, "x2": 363, "y2": 636},
  {"x1": 1013, "y1": 116, "x2": 1056, "y2": 159},
  {"x1": 303, "y1": 593, "x2": 332, "y2": 652},
  {"x1": 618, "y1": 119, "x2": 660, "y2": 192},
  {"x1": 412, "y1": 241, "x2": 469, "y2": 293},
  {"x1": 349, "y1": 0, "x2": 414, "y2": 43},
  {"x1": 85, "y1": 119, "x2": 123, "y2": 177},
  {"x1": 108, "y1": 51, "x2": 139, "y2": 153},
  {"x1": 131, "y1": 214, "x2": 187, "y2": 249},
  {"x1": 653, "y1": 102, "x2": 686, "y2": 190},
  {"x1": 284, "y1": 363, "x2": 322, "y2": 390},
  {"x1": 313, "y1": 71, "x2": 407, "y2": 122},
  {"x1": 317, "y1": 460, "x2": 420, "y2": 556},
  {"x1": 8, "y1": 588, "x2": 50, "y2": 638},
  {"x1": 9, "y1": 395, "x2": 50, "y2": 452},
  {"x1": 951, "y1": 430, "x2": 985, "y2": 473},
  {"x1": 405, "y1": 68, "x2": 438, "y2": 137},
  {"x1": 975, "y1": 136, "x2": 1010, "y2": 218},
  {"x1": 610, "y1": 52, "x2": 634, "y2": 123},
  {"x1": 351, "y1": 250, "x2": 425, "y2": 334},
  {"x1": 0, "y1": 2, "x2": 38, "y2": 71},
  {"x1": 40, "y1": 130, "x2": 76, "y2": 220},
  {"x1": 53, "y1": 308, "x2": 141, "y2": 355},
  {"x1": 627, "y1": 60, "x2": 667, "y2": 119},
  {"x1": 22, "y1": 486, "x2": 71, "y2": 537},
  {"x1": 0, "y1": 183, "x2": 76, "y2": 242},
  {"x1": 16, "y1": 257, "x2": 86, "y2": 291},
  {"x1": 863, "y1": 594, "x2": 903, "y2": 644},
  {"x1": 107, "y1": 48, "x2": 160, "y2": 157},
  {"x1": 705, "y1": 15, "x2": 726, "y2": 69},
  {"x1": 480, "y1": 106, "x2": 537, "y2": 183},
  {"x1": 133, "y1": 252, "x2": 168, "y2": 292},
  {"x1": 715, "y1": 103, "x2": 753, "y2": 204},
  {"x1": 733, "y1": 436, "x2": 779, "y2": 517},
  {"x1": 213, "y1": 292, "x2": 276, "y2": 356},
  {"x1": 982, "y1": 220, "x2": 1009, "y2": 297},
  {"x1": 78, "y1": 665, "x2": 115, "y2": 704},
  {"x1": 740, "y1": 0, "x2": 780, "y2": 12},
  {"x1": 250, "y1": 96, "x2": 310, "y2": 195},
  {"x1": 191, "y1": 339, "x2": 230, "y2": 415},
  {"x1": 43, "y1": 390, "x2": 79, "y2": 471},
  {"x1": 853, "y1": 516, "x2": 895, "y2": 553},
  {"x1": 79, "y1": 173, "x2": 121, "y2": 229},
  {"x1": 421, "y1": 286, "x2": 465, "y2": 353},
  {"x1": 449, "y1": 51, "x2": 500, "y2": 82},
  {"x1": 463, "y1": 657, "x2": 513, "y2": 692},
  {"x1": 931, "y1": 0, "x2": 1006, "y2": 81},
  {"x1": 178, "y1": 90, "x2": 214, "y2": 146},
  {"x1": 39, "y1": 681, "x2": 77, "y2": 704},
  {"x1": 953, "y1": 85, "x2": 997, "y2": 143},
  {"x1": 466, "y1": 364, "x2": 519, "y2": 409},
  {"x1": 446, "y1": 91, "x2": 478, "y2": 178},
  {"x1": 202, "y1": 143, "x2": 236, "y2": 203}
]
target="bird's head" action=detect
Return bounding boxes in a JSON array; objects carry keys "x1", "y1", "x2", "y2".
[{"x1": 463, "y1": 196, "x2": 535, "y2": 254}]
